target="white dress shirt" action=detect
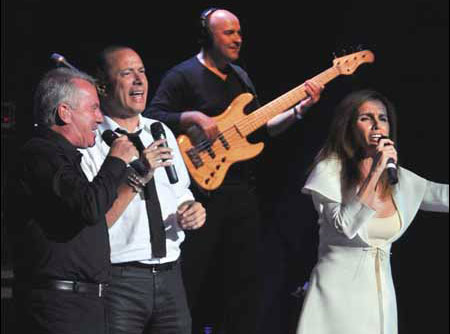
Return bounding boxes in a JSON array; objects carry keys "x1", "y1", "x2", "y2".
[{"x1": 80, "y1": 115, "x2": 194, "y2": 264}]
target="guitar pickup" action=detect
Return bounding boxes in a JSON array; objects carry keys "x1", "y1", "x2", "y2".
[
  {"x1": 207, "y1": 146, "x2": 216, "y2": 159},
  {"x1": 186, "y1": 123, "x2": 216, "y2": 159},
  {"x1": 187, "y1": 148, "x2": 204, "y2": 169},
  {"x1": 218, "y1": 133, "x2": 230, "y2": 150}
]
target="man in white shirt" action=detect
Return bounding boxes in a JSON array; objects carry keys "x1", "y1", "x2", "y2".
[{"x1": 80, "y1": 45, "x2": 206, "y2": 334}]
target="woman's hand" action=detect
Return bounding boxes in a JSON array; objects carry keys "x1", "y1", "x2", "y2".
[{"x1": 372, "y1": 137, "x2": 398, "y2": 175}]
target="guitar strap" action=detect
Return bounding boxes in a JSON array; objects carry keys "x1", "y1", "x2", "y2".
[
  {"x1": 230, "y1": 64, "x2": 261, "y2": 109},
  {"x1": 229, "y1": 64, "x2": 263, "y2": 189}
]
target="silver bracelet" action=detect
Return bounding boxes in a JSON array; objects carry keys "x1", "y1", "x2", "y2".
[{"x1": 127, "y1": 172, "x2": 146, "y2": 193}]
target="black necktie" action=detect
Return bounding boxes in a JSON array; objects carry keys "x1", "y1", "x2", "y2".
[{"x1": 116, "y1": 128, "x2": 167, "y2": 258}]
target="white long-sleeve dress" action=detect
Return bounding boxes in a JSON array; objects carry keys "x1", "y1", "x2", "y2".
[{"x1": 296, "y1": 158, "x2": 449, "y2": 334}]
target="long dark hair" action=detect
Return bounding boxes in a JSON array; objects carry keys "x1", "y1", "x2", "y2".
[{"x1": 313, "y1": 90, "x2": 398, "y2": 196}]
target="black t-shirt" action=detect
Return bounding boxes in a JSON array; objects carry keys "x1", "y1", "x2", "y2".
[
  {"x1": 146, "y1": 56, "x2": 263, "y2": 185},
  {"x1": 11, "y1": 127, "x2": 127, "y2": 284}
]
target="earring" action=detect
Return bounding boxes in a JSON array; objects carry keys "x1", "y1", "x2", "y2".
[{"x1": 96, "y1": 83, "x2": 108, "y2": 97}]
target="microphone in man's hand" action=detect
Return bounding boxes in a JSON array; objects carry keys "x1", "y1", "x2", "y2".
[
  {"x1": 379, "y1": 135, "x2": 398, "y2": 185},
  {"x1": 102, "y1": 130, "x2": 149, "y2": 177},
  {"x1": 150, "y1": 122, "x2": 179, "y2": 184}
]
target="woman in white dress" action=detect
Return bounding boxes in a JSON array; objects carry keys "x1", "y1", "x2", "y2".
[{"x1": 296, "y1": 90, "x2": 449, "y2": 334}]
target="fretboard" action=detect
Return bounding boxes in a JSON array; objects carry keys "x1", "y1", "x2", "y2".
[{"x1": 237, "y1": 66, "x2": 340, "y2": 136}]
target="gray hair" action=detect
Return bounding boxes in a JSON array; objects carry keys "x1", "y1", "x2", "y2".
[{"x1": 33, "y1": 67, "x2": 96, "y2": 127}]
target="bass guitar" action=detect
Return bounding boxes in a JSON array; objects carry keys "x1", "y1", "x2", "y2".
[{"x1": 177, "y1": 50, "x2": 375, "y2": 190}]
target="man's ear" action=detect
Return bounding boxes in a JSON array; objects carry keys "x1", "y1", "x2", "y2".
[
  {"x1": 96, "y1": 74, "x2": 112, "y2": 98},
  {"x1": 56, "y1": 103, "x2": 72, "y2": 125}
]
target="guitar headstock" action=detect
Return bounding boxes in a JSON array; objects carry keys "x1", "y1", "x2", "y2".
[{"x1": 333, "y1": 50, "x2": 375, "y2": 75}]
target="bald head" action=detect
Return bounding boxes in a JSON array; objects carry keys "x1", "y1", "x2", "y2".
[
  {"x1": 208, "y1": 10, "x2": 240, "y2": 31},
  {"x1": 203, "y1": 9, "x2": 242, "y2": 63}
]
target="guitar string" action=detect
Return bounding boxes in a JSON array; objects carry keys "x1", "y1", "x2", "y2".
[
  {"x1": 186, "y1": 54, "x2": 372, "y2": 183},
  {"x1": 188, "y1": 82, "x2": 312, "y2": 152},
  {"x1": 188, "y1": 66, "x2": 342, "y2": 152},
  {"x1": 186, "y1": 66, "x2": 344, "y2": 153},
  {"x1": 190, "y1": 84, "x2": 310, "y2": 152}
]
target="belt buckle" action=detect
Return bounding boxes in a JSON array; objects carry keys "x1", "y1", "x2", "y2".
[
  {"x1": 98, "y1": 283, "x2": 108, "y2": 297},
  {"x1": 73, "y1": 281, "x2": 80, "y2": 293},
  {"x1": 152, "y1": 266, "x2": 158, "y2": 274}
]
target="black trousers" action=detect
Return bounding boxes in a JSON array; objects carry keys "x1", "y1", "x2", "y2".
[
  {"x1": 14, "y1": 287, "x2": 108, "y2": 334},
  {"x1": 181, "y1": 185, "x2": 264, "y2": 334},
  {"x1": 106, "y1": 262, "x2": 191, "y2": 334}
]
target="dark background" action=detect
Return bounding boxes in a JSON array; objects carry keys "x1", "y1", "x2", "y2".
[{"x1": 1, "y1": 0, "x2": 448, "y2": 333}]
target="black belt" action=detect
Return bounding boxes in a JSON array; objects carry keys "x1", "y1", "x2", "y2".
[
  {"x1": 112, "y1": 261, "x2": 178, "y2": 273},
  {"x1": 35, "y1": 280, "x2": 107, "y2": 297}
]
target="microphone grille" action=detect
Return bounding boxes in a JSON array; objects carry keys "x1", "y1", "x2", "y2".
[
  {"x1": 101, "y1": 130, "x2": 118, "y2": 146},
  {"x1": 150, "y1": 122, "x2": 165, "y2": 139}
]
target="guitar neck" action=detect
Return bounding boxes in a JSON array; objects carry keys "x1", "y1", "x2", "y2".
[{"x1": 238, "y1": 66, "x2": 340, "y2": 136}]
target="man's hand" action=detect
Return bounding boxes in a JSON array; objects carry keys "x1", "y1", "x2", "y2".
[
  {"x1": 142, "y1": 139, "x2": 174, "y2": 177},
  {"x1": 177, "y1": 201, "x2": 206, "y2": 230},
  {"x1": 108, "y1": 136, "x2": 139, "y2": 164},
  {"x1": 180, "y1": 111, "x2": 219, "y2": 141},
  {"x1": 298, "y1": 80, "x2": 324, "y2": 111}
]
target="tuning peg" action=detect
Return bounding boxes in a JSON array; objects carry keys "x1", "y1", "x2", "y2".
[
  {"x1": 341, "y1": 49, "x2": 347, "y2": 56},
  {"x1": 332, "y1": 52, "x2": 338, "y2": 59},
  {"x1": 356, "y1": 44, "x2": 364, "y2": 51}
]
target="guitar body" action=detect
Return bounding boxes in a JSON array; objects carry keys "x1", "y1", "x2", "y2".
[
  {"x1": 177, "y1": 50, "x2": 375, "y2": 191},
  {"x1": 177, "y1": 93, "x2": 264, "y2": 191}
]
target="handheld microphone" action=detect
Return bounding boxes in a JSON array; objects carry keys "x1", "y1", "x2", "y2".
[
  {"x1": 50, "y1": 53, "x2": 79, "y2": 71},
  {"x1": 102, "y1": 130, "x2": 149, "y2": 177},
  {"x1": 379, "y1": 135, "x2": 398, "y2": 185},
  {"x1": 150, "y1": 122, "x2": 179, "y2": 184}
]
